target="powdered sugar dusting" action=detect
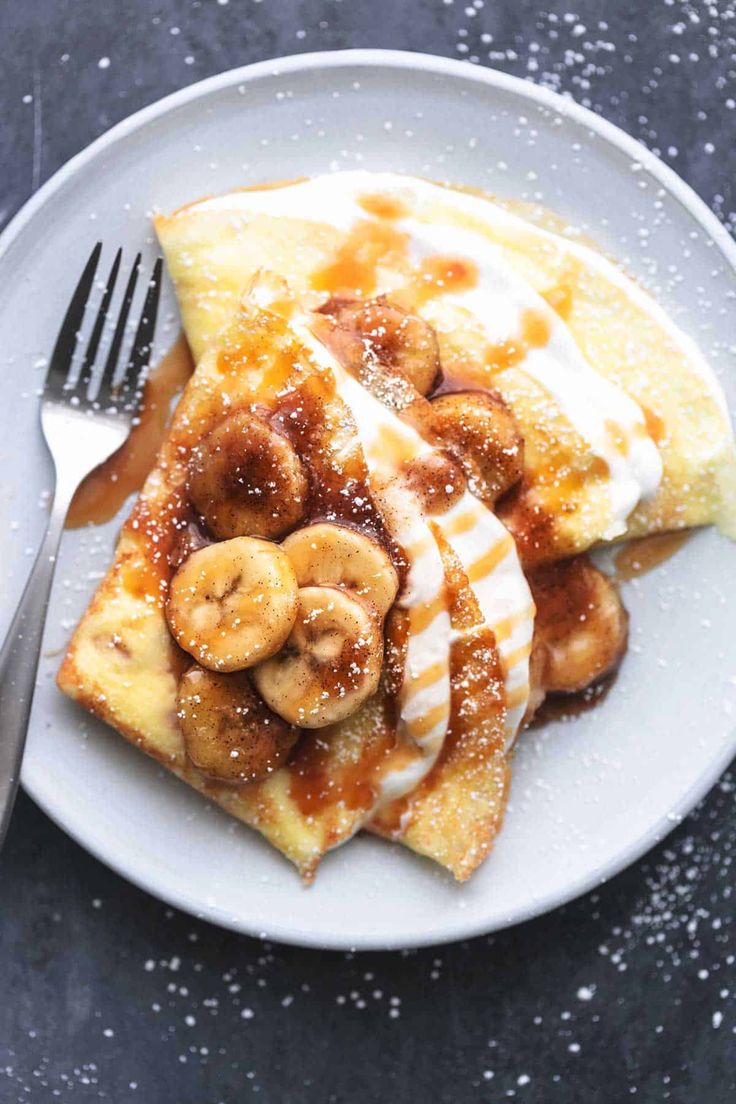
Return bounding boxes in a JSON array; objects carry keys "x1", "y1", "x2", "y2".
[{"x1": 1, "y1": 0, "x2": 735, "y2": 1097}]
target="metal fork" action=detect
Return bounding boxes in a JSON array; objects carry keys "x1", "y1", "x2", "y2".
[{"x1": 0, "y1": 244, "x2": 162, "y2": 846}]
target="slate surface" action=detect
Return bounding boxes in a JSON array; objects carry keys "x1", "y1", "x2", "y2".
[{"x1": 1, "y1": 1, "x2": 735, "y2": 1100}]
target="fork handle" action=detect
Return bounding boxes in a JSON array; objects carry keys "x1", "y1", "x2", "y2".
[{"x1": 0, "y1": 478, "x2": 74, "y2": 846}]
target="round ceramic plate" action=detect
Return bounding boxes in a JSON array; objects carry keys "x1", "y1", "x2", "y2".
[{"x1": 1, "y1": 50, "x2": 734, "y2": 950}]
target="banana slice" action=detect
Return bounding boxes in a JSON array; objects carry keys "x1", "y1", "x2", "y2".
[
  {"x1": 281, "y1": 523, "x2": 399, "y2": 618},
  {"x1": 252, "y1": 585, "x2": 383, "y2": 727},
  {"x1": 402, "y1": 452, "x2": 465, "y2": 516},
  {"x1": 178, "y1": 665, "x2": 298, "y2": 783},
  {"x1": 166, "y1": 537, "x2": 299, "y2": 672},
  {"x1": 529, "y1": 556, "x2": 629, "y2": 695},
  {"x1": 188, "y1": 410, "x2": 309, "y2": 540},
  {"x1": 430, "y1": 390, "x2": 524, "y2": 505},
  {"x1": 322, "y1": 297, "x2": 441, "y2": 395}
]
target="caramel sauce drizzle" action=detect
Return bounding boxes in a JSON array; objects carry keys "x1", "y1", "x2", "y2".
[
  {"x1": 402, "y1": 533, "x2": 434, "y2": 561},
  {"x1": 440, "y1": 508, "x2": 479, "y2": 539},
  {"x1": 492, "y1": 608, "x2": 534, "y2": 646},
  {"x1": 465, "y1": 534, "x2": 513, "y2": 584},
  {"x1": 121, "y1": 490, "x2": 190, "y2": 603},
  {"x1": 483, "y1": 308, "x2": 551, "y2": 375},
  {"x1": 506, "y1": 684, "x2": 531, "y2": 711},
  {"x1": 542, "y1": 281, "x2": 574, "y2": 321},
  {"x1": 66, "y1": 335, "x2": 195, "y2": 528},
  {"x1": 311, "y1": 220, "x2": 407, "y2": 298},
  {"x1": 287, "y1": 721, "x2": 395, "y2": 818},
  {"x1": 640, "y1": 405, "x2": 665, "y2": 445},
  {"x1": 407, "y1": 592, "x2": 448, "y2": 635},
  {"x1": 540, "y1": 263, "x2": 580, "y2": 322},
  {"x1": 614, "y1": 530, "x2": 691, "y2": 582},
  {"x1": 402, "y1": 660, "x2": 447, "y2": 701},
  {"x1": 605, "y1": 418, "x2": 630, "y2": 458},
  {"x1": 405, "y1": 702, "x2": 449, "y2": 740},
  {"x1": 502, "y1": 641, "x2": 533, "y2": 672},
  {"x1": 371, "y1": 422, "x2": 422, "y2": 469},
  {"x1": 357, "y1": 192, "x2": 411, "y2": 221},
  {"x1": 412, "y1": 255, "x2": 480, "y2": 307}
]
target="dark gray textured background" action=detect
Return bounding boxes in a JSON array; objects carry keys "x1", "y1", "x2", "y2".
[{"x1": 1, "y1": 2, "x2": 735, "y2": 1101}]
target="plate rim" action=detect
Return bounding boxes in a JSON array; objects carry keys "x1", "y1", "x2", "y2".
[{"x1": 5, "y1": 48, "x2": 735, "y2": 951}]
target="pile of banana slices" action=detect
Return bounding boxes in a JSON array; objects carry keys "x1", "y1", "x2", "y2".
[{"x1": 166, "y1": 404, "x2": 401, "y2": 784}]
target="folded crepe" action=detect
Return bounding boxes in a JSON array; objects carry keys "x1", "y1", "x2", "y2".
[
  {"x1": 155, "y1": 171, "x2": 736, "y2": 563},
  {"x1": 58, "y1": 280, "x2": 528, "y2": 880}
]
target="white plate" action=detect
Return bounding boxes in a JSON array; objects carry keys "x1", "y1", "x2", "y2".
[{"x1": 2, "y1": 50, "x2": 735, "y2": 950}]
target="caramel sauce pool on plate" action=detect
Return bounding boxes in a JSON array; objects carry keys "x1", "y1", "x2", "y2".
[
  {"x1": 66, "y1": 335, "x2": 195, "y2": 528},
  {"x1": 614, "y1": 530, "x2": 692, "y2": 582}
]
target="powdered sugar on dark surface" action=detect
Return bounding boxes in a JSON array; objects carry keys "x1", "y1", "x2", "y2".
[{"x1": 1, "y1": 1, "x2": 735, "y2": 1101}]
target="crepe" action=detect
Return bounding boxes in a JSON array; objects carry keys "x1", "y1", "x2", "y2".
[
  {"x1": 155, "y1": 171, "x2": 736, "y2": 564},
  {"x1": 58, "y1": 286, "x2": 517, "y2": 881}
]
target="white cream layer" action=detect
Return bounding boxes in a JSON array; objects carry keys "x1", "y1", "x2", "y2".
[
  {"x1": 291, "y1": 315, "x2": 534, "y2": 802},
  {"x1": 293, "y1": 323, "x2": 451, "y2": 807}
]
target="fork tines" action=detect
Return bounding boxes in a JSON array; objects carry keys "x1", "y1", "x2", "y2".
[{"x1": 46, "y1": 244, "x2": 163, "y2": 409}]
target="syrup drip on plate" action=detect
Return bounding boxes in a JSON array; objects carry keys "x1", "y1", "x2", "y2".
[
  {"x1": 614, "y1": 530, "x2": 691, "y2": 582},
  {"x1": 66, "y1": 334, "x2": 195, "y2": 528}
]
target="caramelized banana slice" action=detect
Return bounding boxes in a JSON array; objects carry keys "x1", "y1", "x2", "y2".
[
  {"x1": 402, "y1": 453, "x2": 465, "y2": 516},
  {"x1": 188, "y1": 410, "x2": 309, "y2": 540},
  {"x1": 323, "y1": 297, "x2": 441, "y2": 395},
  {"x1": 430, "y1": 390, "x2": 524, "y2": 505},
  {"x1": 281, "y1": 523, "x2": 399, "y2": 618},
  {"x1": 529, "y1": 556, "x2": 629, "y2": 695},
  {"x1": 178, "y1": 665, "x2": 298, "y2": 783},
  {"x1": 252, "y1": 586, "x2": 383, "y2": 727},
  {"x1": 166, "y1": 537, "x2": 299, "y2": 672}
]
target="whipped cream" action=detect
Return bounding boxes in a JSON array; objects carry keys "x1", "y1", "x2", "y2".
[
  {"x1": 292, "y1": 316, "x2": 534, "y2": 813},
  {"x1": 438, "y1": 493, "x2": 534, "y2": 741},
  {"x1": 296, "y1": 324, "x2": 452, "y2": 798}
]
